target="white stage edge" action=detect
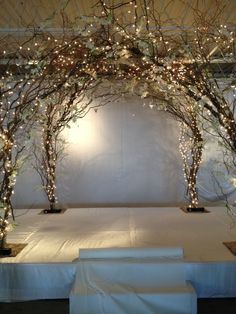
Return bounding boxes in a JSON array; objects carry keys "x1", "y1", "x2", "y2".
[{"x1": 0, "y1": 207, "x2": 236, "y2": 301}]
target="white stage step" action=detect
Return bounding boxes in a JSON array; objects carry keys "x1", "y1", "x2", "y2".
[
  {"x1": 78, "y1": 247, "x2": 184, "y2": 260},
  {"x1": 70, "y1": 248, "x2": 197, "y2": 314},
  {"x1": 70, "y1": 281, "x2": 197, "y2": 314}
]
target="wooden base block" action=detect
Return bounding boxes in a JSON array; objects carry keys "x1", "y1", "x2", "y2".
[
  {"x1": 223, "y1": 242, "x2": 236, "y2": 256},
  {"x1": 0, "y1": 243, "x2": 27, "y2": 258}
]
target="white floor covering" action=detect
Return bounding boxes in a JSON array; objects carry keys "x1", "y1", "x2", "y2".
[
  {"x1": 3, "y1": 207, "x2": 236, "y2": 263},
  {"x1": 1, "y1": 207, "x2": 236, "y2": 301}
]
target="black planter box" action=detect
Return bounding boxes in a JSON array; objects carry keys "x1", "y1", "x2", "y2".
[
  {"x1": 0, "y1": 247, "x2": 12, "y2": 256},
  {"x1": 186, "y1": 207, "x2": 205, "y2": 212},
  {"x1": 43, "y1": 208, "x2": 62, "y2": 214}
]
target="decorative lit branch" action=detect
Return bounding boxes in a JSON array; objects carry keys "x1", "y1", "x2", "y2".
[{"x1": 32, "y1": 79, "x2": 96, "y2": 213}]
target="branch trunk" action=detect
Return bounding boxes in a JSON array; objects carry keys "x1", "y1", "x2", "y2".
[{"x1": 43, "y1": 128, "x2": 57, "y2": 210}]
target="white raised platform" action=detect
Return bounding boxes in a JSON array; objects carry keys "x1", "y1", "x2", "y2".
[{"x1": 0, "y1": 207, "x2": 236, "y2": 301}]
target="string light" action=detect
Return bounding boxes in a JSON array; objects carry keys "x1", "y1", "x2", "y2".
[{"x1": 179, "y1": 121, "x2": 203, "y2": 208}]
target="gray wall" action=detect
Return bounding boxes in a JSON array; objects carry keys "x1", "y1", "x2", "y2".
[{"x1": 13, "y1": 96, "x2": 233, "y2": 209}]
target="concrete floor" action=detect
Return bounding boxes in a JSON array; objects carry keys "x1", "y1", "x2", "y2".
[{"x1": 0, "y1": 298, "x2": 236, "y2": 314}]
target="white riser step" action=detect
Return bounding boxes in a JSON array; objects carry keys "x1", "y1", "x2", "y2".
[
  {"x1": 70, "y1": 281, "x2": 197, "y2": 314},
  {"x1": 73, "y1": 260, "x2": 187, "y2": 287},
  {"x1": 79, "y1": 247, "x2": 184, "y2": 260},
  {"x1": 70, "y1": 248, "x2": 197, "y2": 314}
]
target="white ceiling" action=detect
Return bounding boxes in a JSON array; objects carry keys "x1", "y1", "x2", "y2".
[{"x1": 0, "y1": 0, "x2": 235, "y2": 33}]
